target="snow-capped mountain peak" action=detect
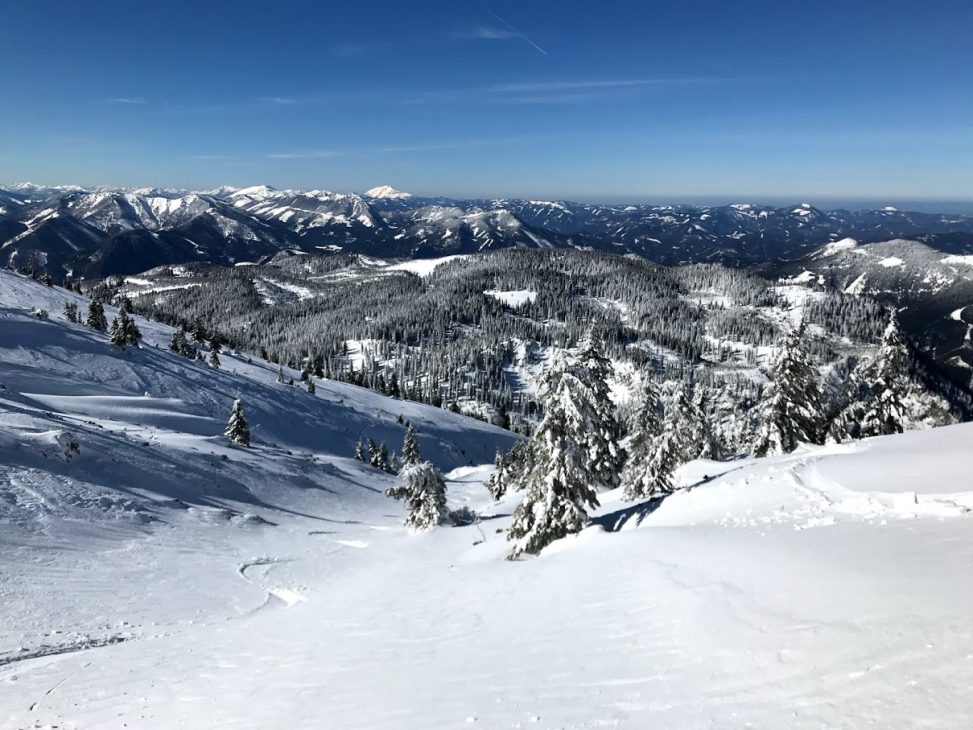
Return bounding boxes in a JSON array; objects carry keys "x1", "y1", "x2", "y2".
[{"x1": 364, "y1": 185, "x2": 412, "y2": 200}]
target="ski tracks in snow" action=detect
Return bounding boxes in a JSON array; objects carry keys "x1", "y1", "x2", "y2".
[{"x1": 236, "y1": 557, "x2": 307, "y2": 609}]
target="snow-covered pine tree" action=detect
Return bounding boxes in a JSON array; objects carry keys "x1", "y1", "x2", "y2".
[
  {"x1": 120, "y1": 311, "x2": 141, "y2": 346},
  {"x1": 118, "y1": 296, "x2": 134, "y2": 314},
  {"x1": 751, "y1": 320, "x2": 822, "y2": 456},
  {"x1": 306, "y1": 378, "x2": 315, "y2": 394},
  {"x1": 402, "y1": 423, "x2": 421, "y2": 465},
  {"x1": 225, "y1": 399, "x2": 251, "y2": 447},
  {"x1": 170, "y1": 326, "x2": 192, "y2": 356},
  {"x1": 191, "y1": 319, "x2": 207, "y2": 344},
  {"x1": 63, "y1": 302, "x2": 79, "y2": 323},
  {"x1": 859, "y1": 314, "x2": 911, "y2": 437},
  {"x1": 507, "y1": 357, "x2": 600, "y2": 558},
  {"x1": 110, "y1": 312, "x2": 129, "y2": 348},
  {"x1": 669, "y1": 383, "x2": 709, "y2": 462},
  {"x1": 575, "y1": 331, "x2": 625, "y2": 489},
  {"x1": 692, "y1": 388, "x2": 722, "y2": 460},
  {"x1": 86, "y1": 300, "x2": 107, "y2": 332},
  {"x1": 367, "y1": 438, "x2": 377, "y2": 466},
  {"x1": 503, "y1": 440, "x2": 533, "y2": 493},
  {"x1": 486, "y1": 440, "x2": 532, "y2": 500},
  {"x1": 208, "y1": 348, "x2": 221, "y2": 369},
  {"x1": 354, "y1": 438, "x2": 365, "y2": 461},
  {"x1": 385, "y1": 461, "x2": 448, "y2": 532},
  {"x1": 485, "y1": 450, "x2": 507, "y2": 500},
  {"x1": 621, "y1": 377, "x2": 669, "y2": 500},
  {"x1": 276, "y1": 364, "x2": 285, "y2": 383},
  {"x1": 377, "y1": 442, "x2": 390, "y2": 471}
]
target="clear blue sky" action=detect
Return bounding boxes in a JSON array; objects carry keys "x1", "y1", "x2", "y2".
[{"x1": 2, "y1": 0, "x2": 971, "y2": 202}]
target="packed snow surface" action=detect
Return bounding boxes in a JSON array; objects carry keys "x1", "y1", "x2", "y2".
[{"x1": 1, "y1": 270, "x2": 972, "y2": 728}]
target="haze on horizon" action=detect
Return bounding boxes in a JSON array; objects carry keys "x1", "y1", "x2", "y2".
[{"x1": 2, "y1": 0, "x2": 971, "y2": 203}]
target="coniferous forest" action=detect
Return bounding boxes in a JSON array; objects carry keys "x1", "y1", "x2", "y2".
[{"x1": 80, "y1": 248, "x2": 968, "y2": 466}]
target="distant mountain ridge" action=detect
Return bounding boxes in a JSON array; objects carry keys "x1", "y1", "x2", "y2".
[
  {"x1": 3, "y1": 182, "x2": 973, "y2": 278},
  {"x1": 763, "y1": 237, "x2": 973, "y2": 387}
]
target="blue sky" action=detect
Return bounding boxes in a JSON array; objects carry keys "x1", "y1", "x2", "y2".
[{"x1": 2, "y1": 0, "x2": 972, "y2": 203}]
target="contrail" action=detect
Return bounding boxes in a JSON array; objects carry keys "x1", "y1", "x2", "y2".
[{"x1": 488, "y1": 9, "x2": 548, "y2": 55}]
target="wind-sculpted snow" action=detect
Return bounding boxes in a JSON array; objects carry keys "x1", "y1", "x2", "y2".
[{"x1": 1, "y1": 270, "x2": 972, "y2": 727}]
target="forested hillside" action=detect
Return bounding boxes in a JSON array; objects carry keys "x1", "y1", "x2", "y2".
[{"x1": 81, "y1": 249, "x2": 968, "y2": 455}]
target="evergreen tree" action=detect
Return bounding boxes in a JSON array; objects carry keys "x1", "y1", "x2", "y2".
[
  {"x1": 208, "y1": 348, "x2": 221, "y2": 369},
  {"x1": 486, "y1": 441, "x2": 532, "y2": 500},
  {"x1": 669, "y1": 383, "x2": 709, "y2": 461},
  {"x1": 485, "y1": 450, "x2": 507, "y2": 500},
  {"x1": 575, "y1": 331, "x2": 625, "y2": 489},
  {"x1": 191, "y1": 319, "x2": 207, "y2": 344},
  {"x1": 693, "y1": 388, "x2": 722, "y2": 459},
  {"x1": 276, "y1": 364, "x2": 285, "y2": 383},
  {"x1": 354, "y1": 438, "x2": 365, "y2": 461},
  {"x1": 494, "y1": 402, "x2": 511, "y2": 430},
  {"x1": 367, "y1": 438, "x2": 378, "y2": 466},
  {"x1": 402, "y1": 423, "x2": 421, "y2": 465},
  {"x1": 624, "y1": 418, "x2": 680, "y2": 501},
  {"x1": 170, "y1": 326, "x2": 192, "y2": 356},
  {"x1": 507, "y1": 357, "x2": 600, "y2": 558},
  {"x1": 225, "y1": 399, "x2": 251, "y2": 446},
  {"x1": 63, "y1": 302, "x2": 79, "y2": 323},
  {"x1": 621, "y1": 377, "x2": 670, "y2": 500},
  {"x1": 859, "y1": 315, "x2": 911, "y2": 437},
  {"x1": 123, "y1": 311, "x2": 141, "y2": 346},
  {"x1": 386, "y1": 461, "x2": 448, "y2": 532},
  {"x1": 377, "y1": 442, "x2": 390, "y2": 471},
  {"x1": 503, "y1": 440, "x2": 533, "y2": 492},
  {"x1": 110, "y1": 312, "x2": 130, "y2": 348},
  {"x1": 751, "y1": 321, "x2": 822, "y2": 456},
  {"x1": 86, "y1": 300, "x2": 107, "y2": 332},
  {"x1": 118, "y1": 296, "x2": 134, "y2": 314},
  {"x1": 307, "y1": 378, "x2": 316, "y2": 394}
]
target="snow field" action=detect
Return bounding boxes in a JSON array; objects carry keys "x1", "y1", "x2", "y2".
[{"x1": 0, "y1": 270, "x2": 972, "y2": 728}]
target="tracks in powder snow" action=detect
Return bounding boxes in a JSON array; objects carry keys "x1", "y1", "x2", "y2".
[
  {"x1": 235, "y1": 538, "x2": 373, "y2": 614},
  {"x1": 0, "y1": 635, "x2": 128, "y2": 670},
  {"x1": 237, "y1": 558, "x2": 308, "y2": 610}
]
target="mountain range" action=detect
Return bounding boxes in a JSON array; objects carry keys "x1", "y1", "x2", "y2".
[{"x1": 4, "y1": 182, "x2": 973, "y2": 279}]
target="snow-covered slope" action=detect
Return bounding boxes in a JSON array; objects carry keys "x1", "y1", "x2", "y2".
[{"x1": 1, "y1": 271, "x2": 972, "y2": 727}]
